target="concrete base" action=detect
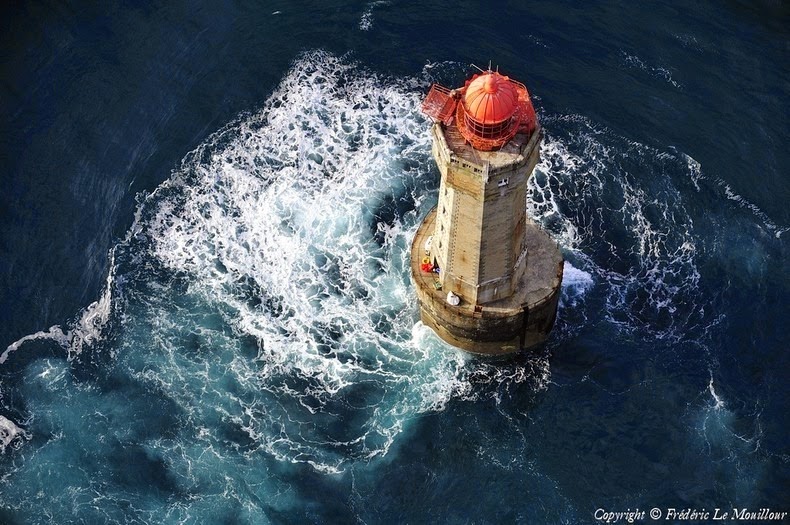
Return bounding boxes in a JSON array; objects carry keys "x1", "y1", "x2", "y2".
[{"x1": 411, "y1": 208, "x2": 563, "y2": 356}]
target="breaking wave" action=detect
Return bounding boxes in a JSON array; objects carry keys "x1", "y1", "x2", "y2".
[
  {"x1": 0, "y1": 50, "x2": 756, "y2": 520},
  {"x1": 531, "y1": 113, "x2": 704, "y2": 341}
]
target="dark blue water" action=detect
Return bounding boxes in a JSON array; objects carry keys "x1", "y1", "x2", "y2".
[{"x1": 1, "y1": 2, "x2": 788, "y2": 523}]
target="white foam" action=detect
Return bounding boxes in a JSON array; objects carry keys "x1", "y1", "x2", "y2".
[
  {"x1": 708, "y1": 377, "x2": 725, "y2": 410},
  {"x1": 529, "y1": 136, "x2": 587, "y2": 250},
  {"x1": 621, "y1": 51, "x2": 682, "y2": 89},
  {"x1": 698, "y1": 374, "x2": 763, "y2": 459},
  {"x1": 68, "y1": 251, "x2": 115, "y2": 359},
  {"x1": 359, "y1": 1, "x2": 390, "y2": 31},
  {"x1": 561, "y1": 262, "x2": 594, "y2": 299},
  {"x1": 2, "y1": 51, "x2": 726, "y2": 474},
  {"x1": 133, "y1": 51, "x2": 478, "y2": 471},
  {"x1": 532, "y1": 115, "x2": 704, "y2": 340},
  {"x1": 720, "y1": 182, "x2": 787, "y2": 238},
  {"x1": 1, "y1": 252, "x2": 116, "y2": 365},
  {"x1": 683, "y1": 152, "x2": 703, "y2": 191},
  {"x1": 0, "y1": 415, "x2": 29, "y2": 453},
  {"x1": 1, "y1": 325, "x2": 69, "y2": 364},
  {"x1": 682, "y1": 152, "x2": 785, "y2": 237}
]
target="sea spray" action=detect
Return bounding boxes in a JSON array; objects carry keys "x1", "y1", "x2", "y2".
[{"x1": 0, "y1": 51, "x2": 715, "y2": 522}]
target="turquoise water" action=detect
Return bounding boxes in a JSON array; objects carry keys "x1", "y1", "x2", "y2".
[{"x1": 1, "y1": 2, "x2": 787, "y2": 523}]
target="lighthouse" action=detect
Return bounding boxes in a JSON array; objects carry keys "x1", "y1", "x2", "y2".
[{"x1": 411, "y1": 68, "x2": 563, "y2": 355}]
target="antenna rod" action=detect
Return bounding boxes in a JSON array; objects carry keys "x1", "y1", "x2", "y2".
[{"x1": 470, "y1": 63, "x2": 485, "y2": 73}]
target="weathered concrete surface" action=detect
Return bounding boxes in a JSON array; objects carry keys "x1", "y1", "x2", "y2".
[
  {"x1": 411, "y1": 208, "x2": 563, "y2": 355},
  {"x1": 429, "y1": 123, "x2": 544, "y2": 305}
]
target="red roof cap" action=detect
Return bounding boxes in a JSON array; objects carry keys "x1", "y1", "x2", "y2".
[{"x1": 463, "y1": 73, "x2": 518, "y2": 124}]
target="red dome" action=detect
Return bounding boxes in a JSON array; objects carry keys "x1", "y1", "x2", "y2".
[
  {"x1": 421, "y1": 67, "x2": 538, "y2": 151},
  {"x1": 463, "y1": 73, "x2": 518, "y2": 124}
]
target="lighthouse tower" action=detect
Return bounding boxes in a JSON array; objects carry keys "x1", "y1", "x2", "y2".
[{"x1": 411, "y1": 68, "x2": 563, "y2": 355}]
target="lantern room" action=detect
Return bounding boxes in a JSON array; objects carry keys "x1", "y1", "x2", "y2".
[{"x1": 421, "y1": 69, "x2": 538, "y2": 151}]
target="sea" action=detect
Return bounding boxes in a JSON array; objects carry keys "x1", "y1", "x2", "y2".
[{"x1": 1, "y1": 1, "x2": 788, "y2": 523}]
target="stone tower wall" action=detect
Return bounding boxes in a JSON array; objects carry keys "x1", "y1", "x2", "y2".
[{"x1": 430, "y1": 123, "x2": 542, "y2": 305}]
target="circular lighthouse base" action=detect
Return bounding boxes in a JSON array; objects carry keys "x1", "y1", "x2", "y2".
[{"x1": 410, "y1": 208, "x2": 564, "y2": 356}]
